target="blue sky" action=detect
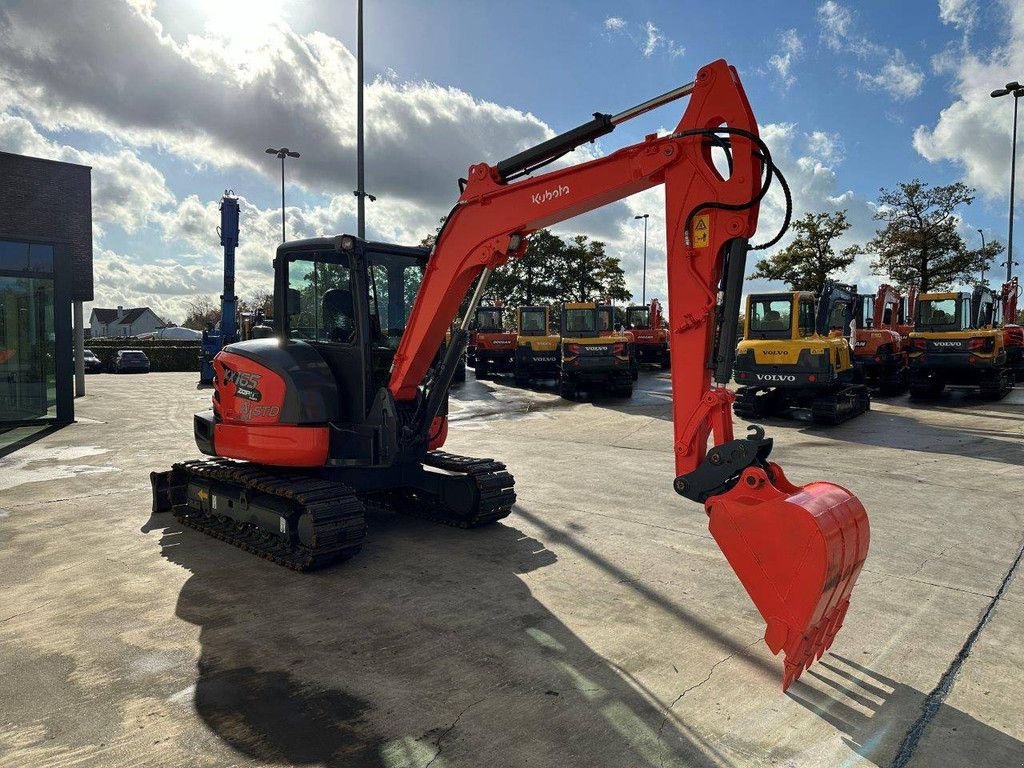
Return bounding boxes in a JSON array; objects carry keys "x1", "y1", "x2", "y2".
[{"x1": 0, "y1": 0, "x2": 1020, "y2": 321}]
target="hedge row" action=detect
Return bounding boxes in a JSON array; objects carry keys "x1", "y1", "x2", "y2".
[{"x1": 86, "y1": 340, "x2": 202, "y2": 372}]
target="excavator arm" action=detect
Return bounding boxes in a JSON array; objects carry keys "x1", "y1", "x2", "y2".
[
  {"x1": 391, "y1": 60, "x2": 869, "y2": 689},
  {"x1": 874, "y1": 284, "x2": 902, "y2": 329}
]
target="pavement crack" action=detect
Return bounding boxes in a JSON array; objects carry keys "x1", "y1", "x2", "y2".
[
  {"x1": 656, "y1": 638, "x2": 761, "y2": 738},
  {"x1": 0, "y1": 599, "x2": 57, "y2": 625},
  {"x1": 889, "y1": 538, "x2": 1024, "y2": 768},
  {"x1": 423, "y1": 698, "x2": 484, "y2": 768}
]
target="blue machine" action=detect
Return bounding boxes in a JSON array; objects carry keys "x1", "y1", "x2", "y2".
[{"x1": 199, "y1": 194, "x2": 240, "y2": 387}]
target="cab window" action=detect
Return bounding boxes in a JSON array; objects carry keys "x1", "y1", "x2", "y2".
[
  {"x1": 519, "y1": 309, "x2": 546, "y2": 335},
  {"x1": 475, "y1": 309, "x2": 503, "y2": 331},
  {"x1": 916, "y1": 299, "x2": 959, "y2": 331},
  {"x1": 797, "y1": 299, "x2": 816, "y2": 337},
  {"x1": 564, "y1": 309, "x2": 597, "y2": 335},
  {"x1": 287, "y1": 257, "x2": 355, "y2": 343},
  {"x1": 748, "y1": 297, "x2": 792, "y2": 338},
  {"x1": 626, "y1": 307, "x2": 650, "y2": 329}
]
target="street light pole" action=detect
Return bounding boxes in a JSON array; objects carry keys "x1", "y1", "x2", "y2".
[
  {"x1": 991, "y1": 82, "x2": 1024, "y2": 281},
  {"x1": 266, "y1": 147, "x2": 300, "y2": 243},
  {"x1": 353, "y1": 0, "x2": 375, "y2": 238},
  {"x1": 978, "y1": 228, "x2": 987, "y2": 285},
  {"x1": 634, "y1": 213, "x2": 649, "y2": 305}
]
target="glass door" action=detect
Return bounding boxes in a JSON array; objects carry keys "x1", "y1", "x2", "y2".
[{"x1": 0, "y1": 275, "x2": 55, "y2": 421}]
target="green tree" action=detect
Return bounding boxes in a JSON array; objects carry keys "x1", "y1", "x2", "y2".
[
  {"x1": 487, "y1": 229, "x2": 562, "y2": 306},
  {"x1": 867, "y1": 180, "x2": 995, "y2": 292},
  {"x1": 749, "y1": 210, "x2": 861, "y2": 295},
  {"x1": 551, "y1": 234, "x2": 631, "y2": 303}
]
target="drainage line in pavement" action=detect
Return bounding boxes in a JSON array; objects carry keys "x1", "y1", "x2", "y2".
[{"x1": 889, "y1": 540, "x2": 1024, "y2": 768}]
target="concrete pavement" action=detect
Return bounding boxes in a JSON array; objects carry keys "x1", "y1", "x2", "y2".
[{"x1": 0, "y1": 371, "x2": 1021, "y2": 767}]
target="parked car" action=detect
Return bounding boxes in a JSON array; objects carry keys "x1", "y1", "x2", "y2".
[
  {"x1": 81, "y1": 349, "x2": 104, "y2": 373},
  {"x1": 114, "y1": 349, "x2": 151, "y2": 374}
]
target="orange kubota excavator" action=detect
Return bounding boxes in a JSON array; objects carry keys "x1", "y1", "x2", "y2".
[{"x1": 151, "y1": 60, "x2": 869, "y2": 689}]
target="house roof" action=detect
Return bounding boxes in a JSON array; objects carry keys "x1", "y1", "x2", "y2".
[{"x1": 90, "y1": 307, "x2": 155, "y2": 325}]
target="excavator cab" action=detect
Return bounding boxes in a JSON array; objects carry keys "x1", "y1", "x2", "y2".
[
  {"x1": 625, "y1": 299, "x2": 671, "y2": 369},
  {"x1": 852, "y1": 284, "x2": 909, "y2": 394},
  {"x1": 471, "y1": 305, "x2": 517, "y2": 378},
  {"x1": 908, "y1": 288, "x2": 1012, "y2": 399},
  {"x1": 559, "y1": 302, "x2": 633, "y2": 398},
  {"x1": 734, "y1": 287, "x2": 869, "y2": 424},
  {"x1": 513, "y1": 305, "x2": 560, "y2": 385}
]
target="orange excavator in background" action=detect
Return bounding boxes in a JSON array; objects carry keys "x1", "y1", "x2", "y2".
[
  {"x1": 853, "y1": 283, "x2": 909, "y2": 394},
  {"x1": 625, "y1": 298, "x2": 671, "y2": 369},
  {"x1": 469, "y1": 303, "x2": 518, "y2": 379},
  {"x1": 1000, "y1": 277, "x2": 1023, "y2": 378},
  {"x1": 150, "y1": 60, "x2": 868, "y2": 689},
  {"x1": 897, "y1": 286, "x2": 917, "y2": 339}
]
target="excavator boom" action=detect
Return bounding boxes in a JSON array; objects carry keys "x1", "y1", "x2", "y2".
[{"x1": 389, "y1": 60, "x2": 869, "y2": 688}]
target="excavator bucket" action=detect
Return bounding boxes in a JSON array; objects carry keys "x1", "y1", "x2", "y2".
[{"x1": 706, "y1": 462, "x2": 869, "y2": 690}]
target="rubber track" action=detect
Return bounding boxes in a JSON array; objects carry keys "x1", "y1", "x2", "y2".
[
  {"x1": 172, "y1": 458, "x2": 366, "y2": 571},
  {"x1": 396, "y1": 450, "x2": 517, "y2": 529},
  {"x1": 810, "y1": 384, "x2": 870, "y2": 425}
]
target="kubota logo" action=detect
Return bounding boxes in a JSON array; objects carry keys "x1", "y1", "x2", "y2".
[
  {"x1": 756, "y1": 373, "x2": 797, "y2": 382},
  {"x1": 531, "y1": 184, "x2": 570, "y2": 205}
]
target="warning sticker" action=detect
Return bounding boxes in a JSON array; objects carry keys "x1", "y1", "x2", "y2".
[{"x1": 692, "y1": 214, "x2": 710, "y2": 248}]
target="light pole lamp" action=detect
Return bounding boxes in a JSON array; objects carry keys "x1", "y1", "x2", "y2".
[
  {"x1": 266, "y1": 147, "x2": 300, "y2": 243},
  {"x1": 991, "y1": 82, "x2": 1024, "y2": 282},
  {"x1": 634, "y1": 213, "x2": 649, "y2": 305}
]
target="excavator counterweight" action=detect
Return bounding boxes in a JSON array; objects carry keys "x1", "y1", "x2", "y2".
[{"x1": 151, "y1": 59, "x2": 869, "y2": 690}]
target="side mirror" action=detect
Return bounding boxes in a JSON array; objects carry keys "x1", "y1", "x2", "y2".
[{"x1": 286, "y1": 288, "x2": 301, "y2": 316}]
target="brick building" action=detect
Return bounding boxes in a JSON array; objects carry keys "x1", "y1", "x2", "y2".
[{"x1": 0, "y1": 151, "x2": 93, "y2": 424}]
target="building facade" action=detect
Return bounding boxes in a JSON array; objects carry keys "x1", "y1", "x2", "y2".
[
  {"x1": 0, "y1": 152, "x2": 93, "y2": 425},
  {"x1": 90, "y1": 306, "x2": 164, "y2": 338}
]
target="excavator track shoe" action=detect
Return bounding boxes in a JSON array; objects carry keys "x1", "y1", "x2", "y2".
[
  {"x1": 151, "y1": 459, "x2": 366, "y2": 571},
  {"x1": 395, "y1": 451, "x2": 516, "y2": 528},
  {"x1": 705, "y1": 462, "x2": 869, "y2": 690}
]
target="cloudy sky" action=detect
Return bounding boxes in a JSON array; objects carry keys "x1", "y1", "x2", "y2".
[{"x1": 0, "y1": 0, "x2": 1020, "y2": 322}]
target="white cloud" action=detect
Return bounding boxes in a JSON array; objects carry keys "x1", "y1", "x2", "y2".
[
  {"x1": 602, "y1": 17, "x2": 683, "y2": 59},
  {"x1": 816, "y1": 2, "x2": 924, "y2": 100},
  {"x1": 939, "y1": 0, "x2": 978, "y2": 31},
  {"x1": 767, "y1": 29, "x2": 804, "y2": 90},
  {"x1": 643, "y1": 22, "x2": 662, "y2": 57},
  {"x1": 914, "y1": 0, "x2": 1024, "y2": 202},
  {"x1": 0, "y1": 112, "x2": 174, "y2": 232},
  {"x1": 856, "y1": 50, "x2": 925, "y2": 100},
  {"x1": 0, "y1": 1, "x2": 572, "y2": 215}
]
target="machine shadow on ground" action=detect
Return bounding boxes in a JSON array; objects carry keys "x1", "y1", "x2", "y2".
[
  {"x1": 788, "y1": 654, "x2": 1024, "y2": 767},
  {"x1": 0, "y1": 423, "x2": 65, "y2": 459},
  {"x1": 144, "y1": 506, "x2": 743, "y2": 768},
  {"x1": 806, "y1": 408, "x2": 1024, "y2": 468}
]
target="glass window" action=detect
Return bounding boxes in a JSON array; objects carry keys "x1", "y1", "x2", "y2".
[
  {"x1": 916, "y1": 299, "x2": 959, "y2": 330},
  {"x1": 748, "y1": 297, "x2": 792, "y2": 337},
  {"x1": 0, "y1": 275, "x2": 56, "y2": 421},
  {"x1": 287, "y1": 257, "x2": 354, "y2": 343},
  {"x1": 367, "y1": 251, "x2": 424, "y2": 348},
  {"x1": 597, "y1": 308, "x2": 613, "y2": 332},
  {"x1": 28, "y1": 244, "x2": 54, "y2": 272},
  {"x1": 825, "y1": 301, "x2": 851, "y2": 334},
  {"x1": 474, "y1": 309, "x2": 503, "y2": 331},
  {"x1": 797, "y1": 299, "x2": 816, "y2": 337},
  {"x1": 564, "y1": 308, "x2": 597, "y2": 334},
  {"x1": 626, "y1": 307, "x2": 650, "y2": 329},
  {"x1": 519, "y1": 309, "x2": 546, "y2": 334},
  {"x1": 0, "y1": 241, "x2": 29, "y2": 272}
]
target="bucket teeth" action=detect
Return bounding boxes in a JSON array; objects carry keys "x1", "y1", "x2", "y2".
[{"x1": 779, "y1": 599, "x2": 853, "y2": 690}]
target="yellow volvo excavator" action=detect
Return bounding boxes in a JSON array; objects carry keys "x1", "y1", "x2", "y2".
[
  {"x1": 733, "y1": 282, "x2": 869, "y2": 424},
  {"x1": 513, "y1": 305, "x2": 560, "y2": 385}
]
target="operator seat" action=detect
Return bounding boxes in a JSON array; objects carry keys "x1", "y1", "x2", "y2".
[{"x1": 323, "y1": 288, "x2": 356, "y2": 344}]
